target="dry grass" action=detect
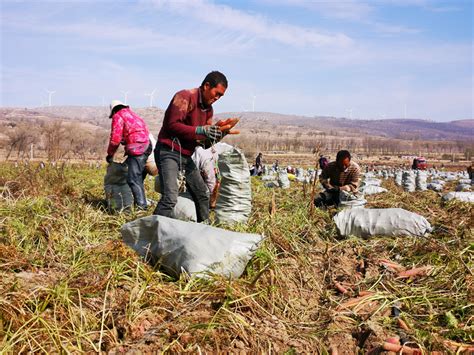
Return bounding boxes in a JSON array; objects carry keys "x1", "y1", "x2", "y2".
[{"x1": 0, "y1": 162, "x2": 472, "y2": 353}]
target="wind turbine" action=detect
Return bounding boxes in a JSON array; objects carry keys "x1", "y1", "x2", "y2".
[
  {"x1": 404, "y1": 103, "x2": 407, "y2": 119},
  {"x1": 45, "y1": 89, "x2": 56, "y2": 107},
  {"x1": 121, "y1": 91, "x2": 130, "y2": 104},
  {"x1": 347, "y1": 108, "x2": 353, "y2": 119},
  {"x1": 145, "y1": 89, "x2": 157, "y2": 107},
  {"x1": 252, "y1": 95, "x2": 256, "y2": 112}
]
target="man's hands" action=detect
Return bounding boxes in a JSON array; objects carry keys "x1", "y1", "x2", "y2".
[
  {"x1": 196, "y1": 125, "x2": 223, "y2": 141},
  {"x1": 106, "y1": 155, "x2": 113, "y2": 164}
]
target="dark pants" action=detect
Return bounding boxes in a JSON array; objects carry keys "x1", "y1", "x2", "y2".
[
  {"x1": 314, "y1": 190, "x2": 340, "y2": 209},
  {"x1": 153, "y1": 143, "x2": 210, "y2": 222},
  {"x1": 126, "y1": 143, "x2": 152, "y2": 209}
]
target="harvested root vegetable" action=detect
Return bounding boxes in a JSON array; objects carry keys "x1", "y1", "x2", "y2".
[
  {"x1": 397, "y1": 318, "x2": 410, "y2": 331},
  {"x1": 385, "y1": 336, "x2": 400, "y2": 345},
  {"x1": 379, "y1": 258, "x2": 405, "y2": 271},
  {"x1": 216, "y1": 118, "x2": 231, "y2": 126},
  {"x1": 227, "y1": 130, "x2": 240, "y2": 135},
  {"x1": 382, "y1": 342, "x2": 421, "y2": 354},
  {"x1": 443, "y1": 339, "x2": 474, "y2": 352},
  {"x1": 397, "y1": 266, "x2": 432, "y2": 279},
  {"x1": 216, "y1": 117, "x2": 240, "y2": 132},
  {"x1": 337, "y1": 294, "x2": 374, "y2": 310},
  {"x1": 358, "y1": 290, "x2": 375, "y2": 297},
  {"x1": 334, "y1": 281, "x2": 349, "y2": 294},
  {"x1": 218, "y1": 124, "x2": 233, "y2": 132}
]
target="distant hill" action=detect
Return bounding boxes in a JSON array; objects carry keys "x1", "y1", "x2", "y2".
[
  {"x1": 216, "y1": 112, "x2": 474, "y2": 141},
  {"x1": 1, "y1": 106, "x2": 472, "y2": 142},
  {"x1": 0, "y1": 106, "x2": 165, "y2": 136}
]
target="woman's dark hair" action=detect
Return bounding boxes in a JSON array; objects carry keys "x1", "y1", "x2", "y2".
[
  {"x1": 201, "y1": 71, "x2": 228, "y2": 88},
  {"x1": 111, "y1": 105, "x2": 127, "y2": 117},
  {"x1": 336, "y1": 150, "x2": 351, "y2": 162}
]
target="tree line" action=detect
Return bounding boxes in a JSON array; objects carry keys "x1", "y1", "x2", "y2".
[
  {"x1": 3, "y1": 119, "x2": 108, "y2": 161},
  {"x1": 2, "y1": 120, "x2": 472, "y2": 162}
]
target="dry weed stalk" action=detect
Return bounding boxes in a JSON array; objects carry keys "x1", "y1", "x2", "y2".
[{"x1": 308, "y1": 143, "x2": 322, "y2": 216}]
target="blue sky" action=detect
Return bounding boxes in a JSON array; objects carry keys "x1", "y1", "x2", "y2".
[{"x1": 1, "y1": 0, "x2": 472, "y2": 121}]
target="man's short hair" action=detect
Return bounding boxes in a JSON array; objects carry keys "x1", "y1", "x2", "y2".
[
  {"x1": 201, "y1": 71, "x2": 228, "y2": 89},
  {"x1": 336, "y1": 150, "x2": 351, "y2": 162}
]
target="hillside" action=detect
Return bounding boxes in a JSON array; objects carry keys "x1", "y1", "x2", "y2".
[
  {"x1": 216, "y1": 112, "x2": 474, "y2": 141},
  {"x1": 1, "y1": 106, "x2": 472, "y2": 142}
]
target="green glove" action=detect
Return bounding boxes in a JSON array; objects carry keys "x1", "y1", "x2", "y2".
[{"x1": 196, "y1": 125, "x2": 222, "y2": 141}]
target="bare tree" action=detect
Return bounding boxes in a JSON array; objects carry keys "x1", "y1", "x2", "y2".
[
  {"x1": 41, "y1": 120, "x2": 70, "y2": 161},
  {"x1": 5, "y1": 124, "x2": 37, "y2": 160}
]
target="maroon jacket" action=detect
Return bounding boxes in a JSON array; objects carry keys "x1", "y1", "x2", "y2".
[{"x1": 158, "y1": 88, "x2": 213, "y2": 156}]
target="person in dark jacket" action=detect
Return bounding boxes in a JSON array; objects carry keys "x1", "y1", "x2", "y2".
[
  {"x1": 255, "y1": 152, "x2": 263, "y2": 176},
  {"x1": 153, "y1": 71, "x2": 229, "y2": 222}
]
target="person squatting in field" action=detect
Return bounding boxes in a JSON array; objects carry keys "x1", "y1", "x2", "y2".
[
  {"x1": 314, "y1": 150, "x2": 361, "y2": 208},
  {"x1": 153, "y1": 71, "x2": 229, "y2": 222},
  {"x1": 106, "y1": 100, "x2": 152, "y2": 210}
]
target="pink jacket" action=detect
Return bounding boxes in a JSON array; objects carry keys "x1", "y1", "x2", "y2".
[{"x1": 107, "y1": 108, "x2": 150, "y2": 156}]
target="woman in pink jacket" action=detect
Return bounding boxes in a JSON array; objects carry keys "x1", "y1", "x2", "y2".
[{"x1": 106, "y1": 100, "x2": 152, "y2": 210}]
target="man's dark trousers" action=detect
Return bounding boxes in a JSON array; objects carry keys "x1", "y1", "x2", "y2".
[{"x1": 153, "y1": 143, "x2": 209, "y2": 222}]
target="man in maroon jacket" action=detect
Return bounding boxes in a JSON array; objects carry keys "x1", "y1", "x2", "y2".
[{"x1": 153, "y1": 71, "x2": 228, "y2": 222}]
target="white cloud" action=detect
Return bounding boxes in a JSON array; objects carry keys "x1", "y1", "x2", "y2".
[
  {"x1": 260, "y1": 0, "x2": 422, "y2": 35},
  {"x1": 2, "y1": 15, "x2": 254, "y2": 55},
  {"x1": 268, "y1": 0, "x2": 375, "y2": 21},
  {"x1": 149, "y1": 0, "x2": 353, "y2": 48}
]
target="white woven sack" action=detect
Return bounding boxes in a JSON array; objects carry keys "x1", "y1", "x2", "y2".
[
  {"x1": 333, "y1": 208, "x2": 432, "y2": 238},
  {"x1": 442, "y1": 192, "x2": 474, "y2": 203},
  {"x1": 296, "y1": 168, "x2": 306, "y2": 182},
  {"x1": 265, "y1": 181, "x2": 279, "y2": 188},
  {"x1": 362, "y1": 179, "x2": 382, "y2": 187},
  {"x1": 214, "y1": 143, "x2": 252, "y2": 225},
  {"x1": 104, "y1": 162, "x2": 128, "y2": 185},
  {"x1": 360, "y1": 185, "x2": 388, "y2": 195},
  {"x1": 277, "y1": 170, "x2": 290, "y2": 189},
  {"x1": 338, "y1": 191, "x2": 367, "y2": 209},
  {"x1": 121, "y1": 215, "x2": 263, "y2": 279},
  {"x1": 427, "y1": 183, "x2": 443, "y2": 192},
  {"x1": 402, "y1": 171, "x2": 416, "y2": 192},
  {"x1": 104, "y1": 184, "x2": 133, "y2": 211},
  {"x1": 395, "y1": 171, "x2": 403, "y2": 186},
  {"x1": 455, "y1": 184, "x2": 471, "y2": 192},
  {"x1": 172, "y1": 193, "x2": 197, "y2": 222},
  {"x1": 104, "y1": 162, "x2": 133, "y2": 211},
  {"x1": 145, "y1": 134, "x2": 158, "y2": 176},
  {"x1": 416, "y1": 171, "x2": 428, "y2": 191}
]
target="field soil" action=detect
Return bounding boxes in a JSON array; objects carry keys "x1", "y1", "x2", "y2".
[{"x1": 0, "y1": 162, "x2": 472, "y2": 353}]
